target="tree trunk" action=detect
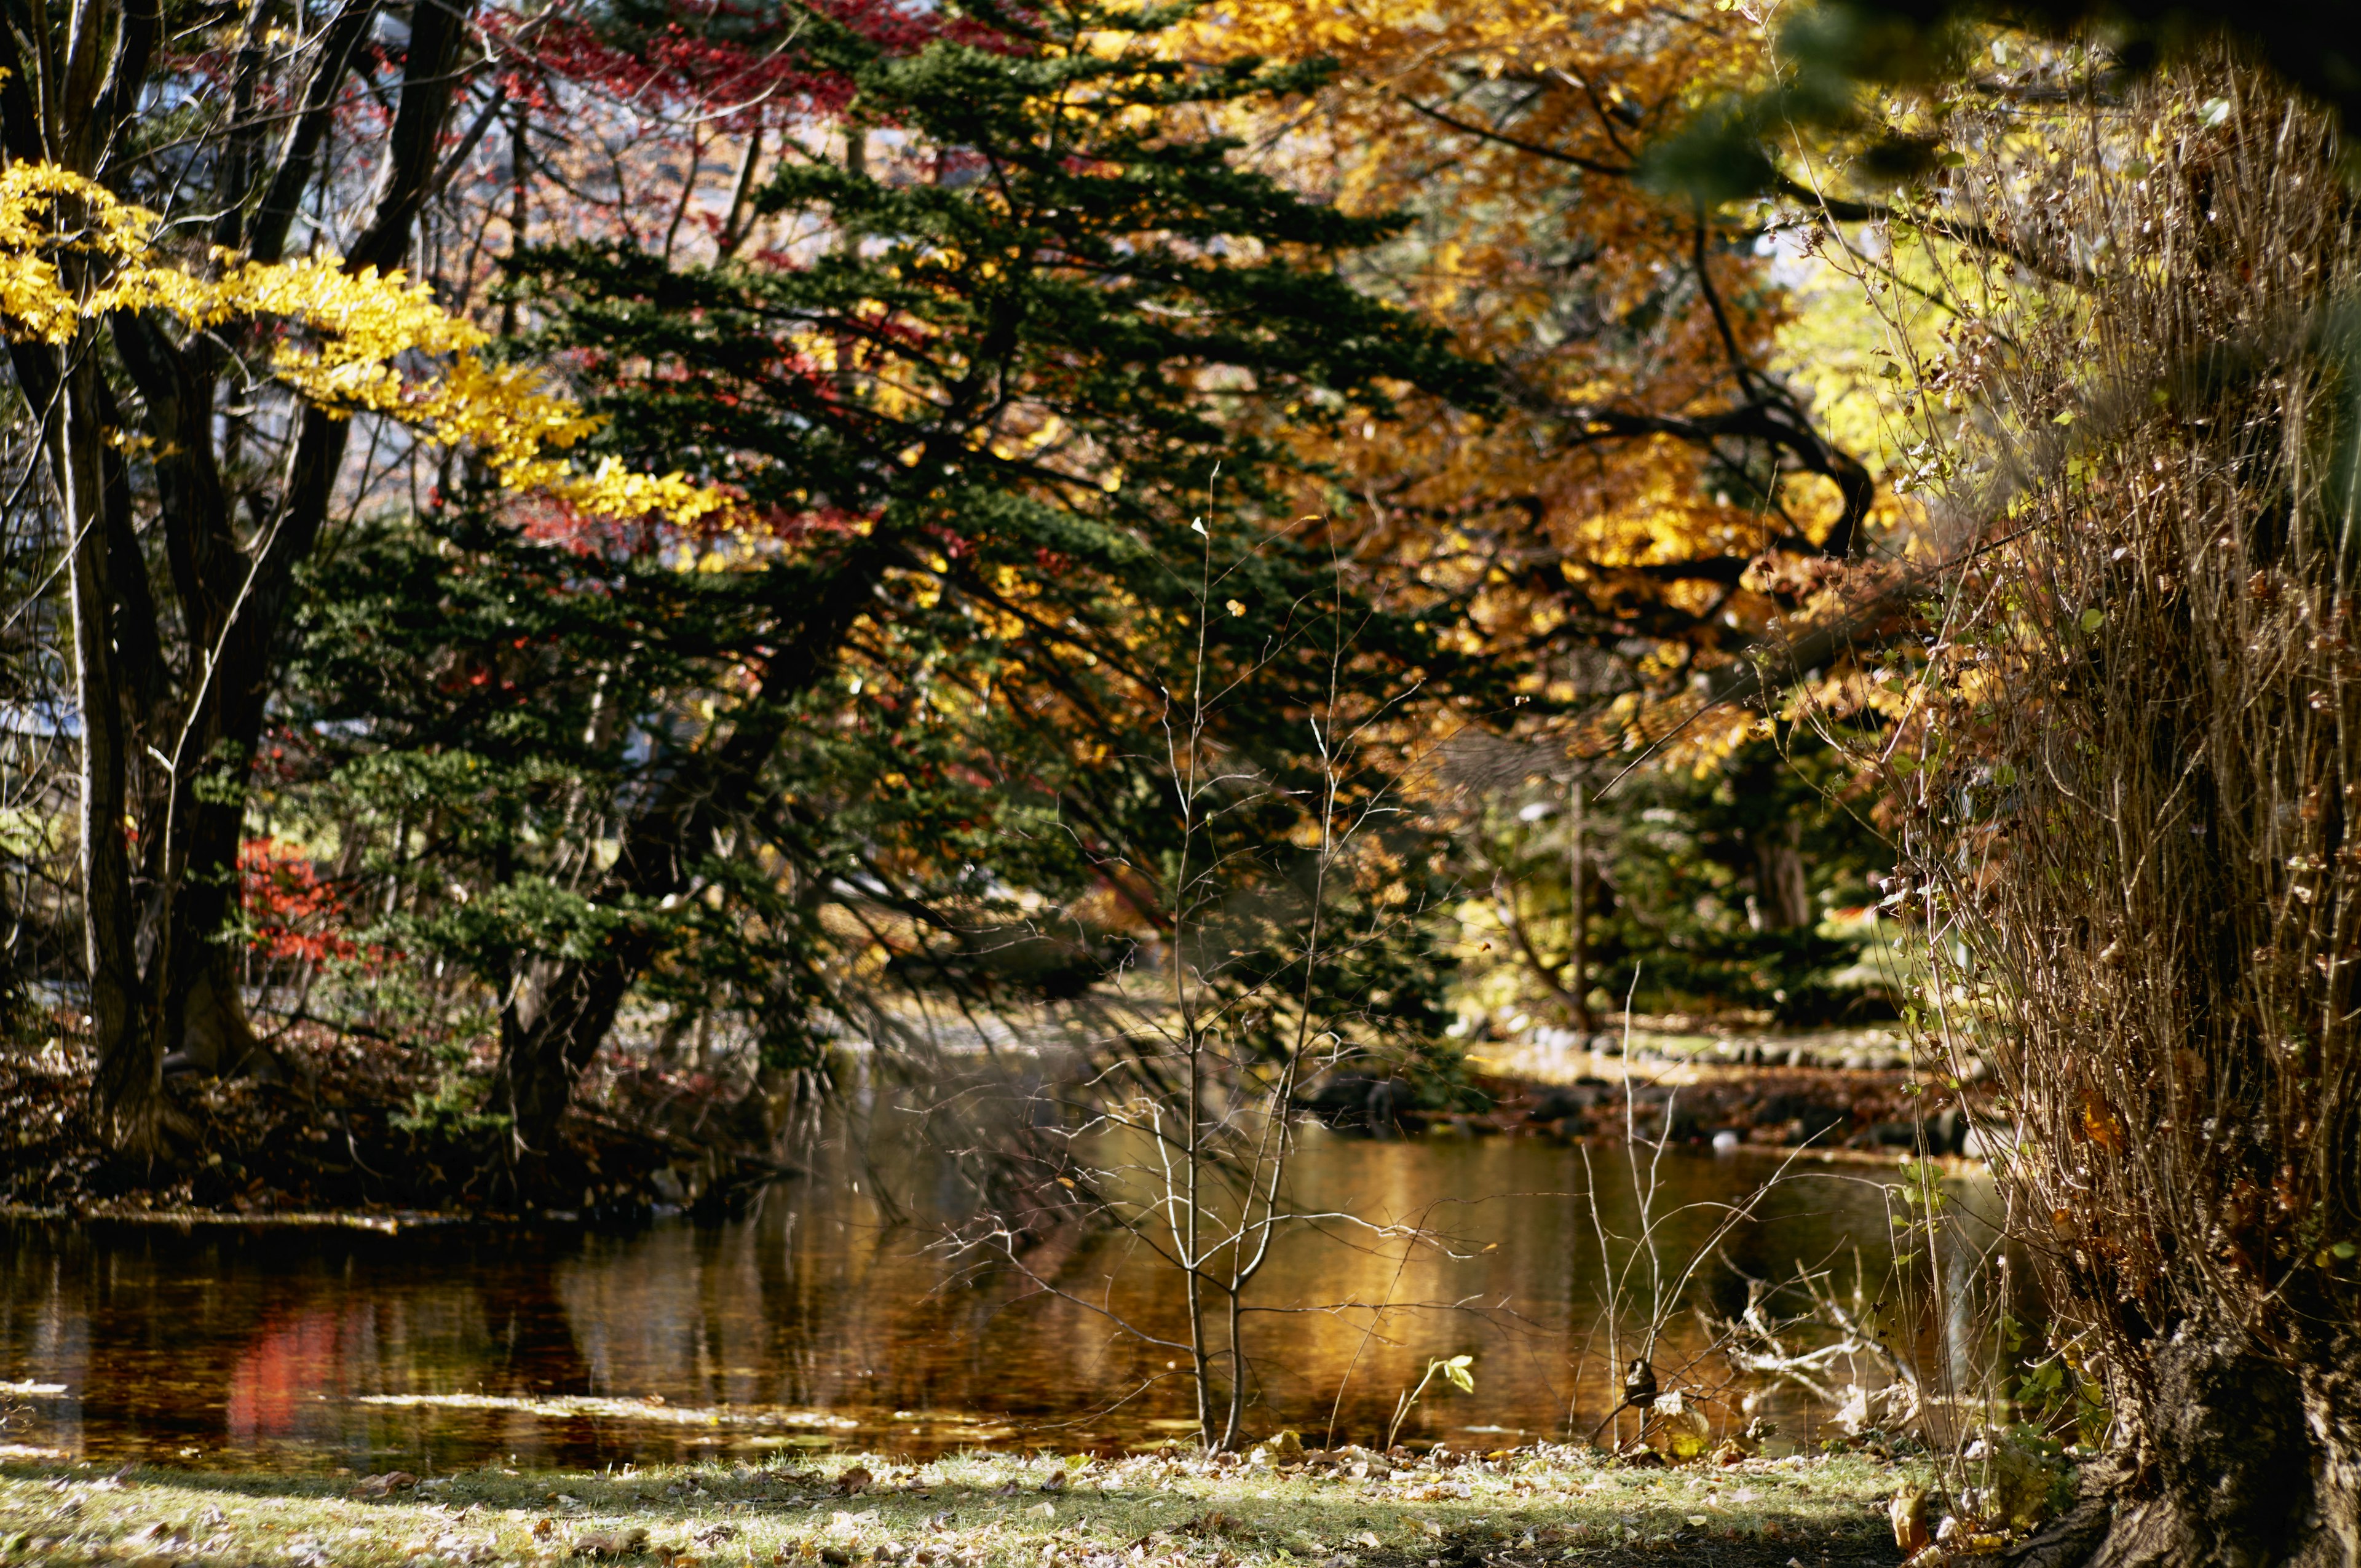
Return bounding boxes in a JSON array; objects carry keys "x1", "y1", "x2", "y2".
[
  {"x1": 495, "y1": 948, "x2": 647, "y2": 1174},
  {"x1": 54, "y1": 346, "x2": 154, "y2": 1152},
  {"x1": 488, "y1": 542, "x2": 895, "y2": 1187},
  {"x1": 2015, "y1": 1322, "x2": 2360, "y2": 1568},
  {"x1": 12, "y1": 0, "x2": 469, "y2": 1152},
  {"x1": 1750, "y1": 816, "x2": 1811, "y2": 930},
  {"x1": 1565, "y1": 776, "x2": 1592, "y2": 1031},
  {"x1": 165, "y1": 957, "x2": 272, "y2": 1079}
]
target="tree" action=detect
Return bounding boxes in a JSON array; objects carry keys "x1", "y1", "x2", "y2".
[
  {"x1": 0, "y1": 0, "x2": 747, "y2": 1157},
  {"x1": 1859, "y1": 49, "x2": 2360, "y2": 1566},
  {"x1": 285, "y1": 0, "x2": 1498, "y2": 1181},
  {"x1": 1179, "y1": 0, "x2": 1905, "y2": 724},
  {"x1": 1149, "y1": 0, "x2": 1936, "y2": 1032},
  {"x1": 0, "y1": 0, "x2": 478, "y2": 1152},
  {"x1": 1450, "y1": 732, "x2": 1892, "y2": 1029}
]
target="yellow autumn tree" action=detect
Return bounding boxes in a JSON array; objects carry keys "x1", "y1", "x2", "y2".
[
  {"x1": 0, "y1": 165, "x2": 732, "y2": 528},
  {"x1": 1188, "y1": 0, "x2": 1908, "y2": 730},
  {"x1": 1171, "y1": 0, "x2": 1928, "y2": 1024},
  {"x1": 0, "y1": 159, "x2": 736, "y2": 1149}
]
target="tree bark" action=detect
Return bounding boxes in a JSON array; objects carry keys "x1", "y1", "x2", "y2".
[
  {"x1": 53, "y1": 345, "x2": 154, "y2": 1150},
  {"x1": 1750, "y1": 816, "x2": 1812, "y2": 930},
  {"x1": 2011, "y1": 1321, "x2": 2360, "y2": 1568},
  {"x1": 1565, "y1": 776, "x2": 1592, "y2": 1031}
]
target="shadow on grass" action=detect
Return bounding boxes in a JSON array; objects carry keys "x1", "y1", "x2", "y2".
[{"x1": 0, "y1": 1459, "x2": 1899, "y2": 1568}]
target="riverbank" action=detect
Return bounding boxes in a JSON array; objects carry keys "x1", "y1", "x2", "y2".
[
  {"x1": 1422, "y1": 1024, "x2": 1986, "y2": 1166},
  {"x1": 1, "y1": 1015, "x2": 1977, "y2": 1223},
  {"x1": 0, "y1": 1444, "x2": 1913, "y2": 1567}
]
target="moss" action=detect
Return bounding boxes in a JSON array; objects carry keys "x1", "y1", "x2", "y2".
[{"x1": 0, "y1": 1446, "x2": 1909, "y2": 1567}]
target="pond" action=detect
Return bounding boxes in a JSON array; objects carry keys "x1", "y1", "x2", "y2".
[{"x1": 0, "y1": 1123, "x2": 1996, "y2": 1475}]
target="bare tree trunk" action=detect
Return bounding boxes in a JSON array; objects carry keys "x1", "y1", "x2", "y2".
[
  {"x1": 54, "y1": 347, "x2": 152, "y2": 1150},
  {"x1": 1566, "y1": 776, "x2": 1592, "y2": 1030},
  {"x1": 1749, "y1": 815, "x2": 1811, "y2": 931},
  {"x1": 1222, "y1": 1285, "x2": 1246, "y2": 1450}
]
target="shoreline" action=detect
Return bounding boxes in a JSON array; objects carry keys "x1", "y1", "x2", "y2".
[{"x1": 0, "y1": 1034, "x2": 1982, "y2": 1230}]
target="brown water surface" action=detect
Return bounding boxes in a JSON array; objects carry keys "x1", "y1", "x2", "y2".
[{"x1": 0, "y1": 1130, "x2": 1961, "y2": 1473}]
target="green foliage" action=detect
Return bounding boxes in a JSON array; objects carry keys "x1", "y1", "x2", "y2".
[
  {"x1": 1386, "y1": 1353, "x2": 1476, "y2": 1450},
  {"x1": 1465, "y1": 734, "x2": 1891, "y2": 1027},
  {"x1": 1998, "y1": 1316, "x2": 2110, "y2": 1451},
  {"x1": 1590, "y1": 739, "x2": 1889, "y2": 1021},
  {"x1": 272, "y1": 0, "x2": 1503, "y2": 1069}
]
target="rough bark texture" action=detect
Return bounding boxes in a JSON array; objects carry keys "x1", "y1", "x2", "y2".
[
  {"x1": 2007, "y1": 1324, "x2": 2359, "y2": 1568},
  {"x1": 55, "y1": 349, "x2": 154, "y2": 1150},
  {"x1": 2095, "y1": 1325, "x2": 2330, "y2": 1567}
]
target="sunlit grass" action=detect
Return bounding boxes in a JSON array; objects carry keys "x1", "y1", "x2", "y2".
[{"x1": 0, "y1": 1444, "x2": 1907, "y2": 1565}]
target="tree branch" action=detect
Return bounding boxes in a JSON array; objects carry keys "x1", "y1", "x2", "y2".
[{"x1": 248, "y1": 0, "x2": 382, "y2": 264}]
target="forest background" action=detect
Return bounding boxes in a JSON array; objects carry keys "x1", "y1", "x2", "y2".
[
  {"x1": 0, "y1": 0, "x2": 2339, "y2": 1202},
  {"x1": 5, "y1": 0, "x2": 2361, "y2": 1556},
  {"x1": 0, "y1": 0, "x2": 1958, "y2": 1210}
]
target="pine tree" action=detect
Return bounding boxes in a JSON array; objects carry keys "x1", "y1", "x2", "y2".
[{"x1": 288, "y1": 0, "x2": 1498, "y2": 1186}]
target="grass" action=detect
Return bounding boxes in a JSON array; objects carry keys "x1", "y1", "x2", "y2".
[{"x1": 0, "y1": 1444, "x2": 1913, "y2": 1567}]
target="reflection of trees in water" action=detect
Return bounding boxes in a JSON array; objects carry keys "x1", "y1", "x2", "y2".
[
  {"x1": 769, "y1": 1136, "x2": 1927, "y2": 1448},
  {"x1": 0, "y1": 1226, "x2": 587, "y2": 1463},
  {"x1": 0, "y1": 1141, "x2": 1961, "y2": 1463}
]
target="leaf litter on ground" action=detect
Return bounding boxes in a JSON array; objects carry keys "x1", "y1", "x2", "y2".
[{"x1": 0, "y1": 1441, "x2": 1916, "y2": 1567}]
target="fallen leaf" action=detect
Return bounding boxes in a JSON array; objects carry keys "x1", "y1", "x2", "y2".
[
  {"x1": 1891, "y1": 1484, "x2": 1932, "y2": 1556},
  {"x1": 350, "y1": 1471, "x2": 419, "y2": 1499},
  {"x1": 1819, "y1": 1384, "x2": 1872, "y2": 1442},
  {"x1": 574, "y1": 1526, "x2": 652, "y2": 1558},
  {"x1": 1249, "y1": 1431, "x2": 1305, "y2": 1466},
  {"x1": 1643, "y1": 1390, "x2": 1712, "y2": 1463}
]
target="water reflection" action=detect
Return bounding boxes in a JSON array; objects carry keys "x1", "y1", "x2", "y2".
[{"x1": 0, "y1": 1130, "x2": 1982, "y2": 1473}]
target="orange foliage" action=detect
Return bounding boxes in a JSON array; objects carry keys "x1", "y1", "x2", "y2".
[{"x1": 1187, "y1": 0, "x2": 1892, "y2": 745}]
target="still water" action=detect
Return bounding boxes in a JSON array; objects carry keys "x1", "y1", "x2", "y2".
[{"x1": 0, "y1": 1130, "x2": 1976, "y2": 1473}]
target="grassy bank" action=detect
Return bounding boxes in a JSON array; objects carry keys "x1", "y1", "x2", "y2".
[{"x1": 0, "y1": 1444, "x2": 1912, "y2": 1567}]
